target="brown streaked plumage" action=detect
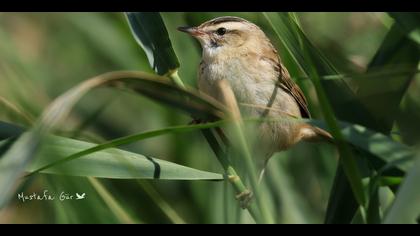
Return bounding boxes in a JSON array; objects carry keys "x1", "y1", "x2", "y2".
[{"x1": 178, "y1": 16, "x2": 332, "y2": 175}]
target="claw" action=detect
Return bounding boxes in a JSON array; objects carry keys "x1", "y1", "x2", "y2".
[{"x1": 235, "y1": 189, "x2": 253, "y2": 209}]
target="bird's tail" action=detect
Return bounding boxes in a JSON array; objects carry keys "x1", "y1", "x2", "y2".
[
  {"x1": 301, "y1": 124, "x2": 335, "y2": 144},
  {"x1": 313, "y1": 126, "x2": 334, "y2": 144}
]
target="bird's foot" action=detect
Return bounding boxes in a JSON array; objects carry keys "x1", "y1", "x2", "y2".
[{"x1": 235, "y1": 189, "x2": 253, "y2": 209}]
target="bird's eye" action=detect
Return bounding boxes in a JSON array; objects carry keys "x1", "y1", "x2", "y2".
[{"x1": 216, "y1": 27, "x2": 227, "y2": 36}]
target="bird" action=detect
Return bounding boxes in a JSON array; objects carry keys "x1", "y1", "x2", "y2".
[{"x1": 178, "y1": 16, "x2": 332, "y2": 179}]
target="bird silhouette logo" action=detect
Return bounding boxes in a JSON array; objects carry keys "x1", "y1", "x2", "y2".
[{"x1": 76, "y1": 193, "x2": 86, "y2": 200}]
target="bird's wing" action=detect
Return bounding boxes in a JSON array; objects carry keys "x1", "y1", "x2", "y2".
[
  {"x1": 277, "y1": 63, "x2": 311, "y2": 118},
  {"x1": 261, "y1": 54, "x2": 311, "y2": 118}
]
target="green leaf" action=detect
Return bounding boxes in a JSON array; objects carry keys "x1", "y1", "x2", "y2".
[
  {"x1": 27, "y1": 120, "x2": 228, "y2": 176},
  {"x1": 388, "y1": 12, "x2": 420, "y2": 45},
  {"x1": 125, "y1": 12, "x2": 180, "y2": 76},
  {"x1": 23, "y1": 135, "x2": 223, "y2": 180},
  {"x1": 358, "y1": 24, "x2": 420, "y2": 134},
  {"x1": 0, "y1": 121, "x2": 223, "y2": 181},
  {"x1": 384, "y1": 155, "x2": 420, "y2": 224},
  {"x1": 309, "y1": 119, "x2": 414, "y2": 174},
  {"x1": 333, "y1": 122, "x2": 415, "y2": 173}
]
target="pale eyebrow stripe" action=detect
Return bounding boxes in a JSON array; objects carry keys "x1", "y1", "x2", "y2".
[{"x1": 203, "y1": 16, "x2": 247, "y2": 26}]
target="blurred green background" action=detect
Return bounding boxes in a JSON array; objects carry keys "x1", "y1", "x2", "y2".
[{"x1": 0, "y1": 12, "x2": 419, "y2": 224}]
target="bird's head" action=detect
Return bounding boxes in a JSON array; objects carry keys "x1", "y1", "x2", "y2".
[{"x1": 178, "y1": 16, "x2": 269, "y2": 60}]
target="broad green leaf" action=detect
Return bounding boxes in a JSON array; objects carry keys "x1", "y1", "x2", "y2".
[
  {"x1": 125, "y1": 12, "x2": 180, "y2": 76},
  {"x1": 388, "y1": 12, "x2": 420, "y2": 45},
  {"x1": 27, "y1": 120, "x2": 229, "y2": 176},
  {"x1": 24, "y1": 135, "x2": 223, "y2": 180},
  {"x1": 384, "y1": 155, "x2": 420, "y2": 224},
  {"x1": 332, "y1": 122, "x2": 414, "y2": 173},
  {"x1": 358, "y1": 24, "x2": 420, "y2": 134}
]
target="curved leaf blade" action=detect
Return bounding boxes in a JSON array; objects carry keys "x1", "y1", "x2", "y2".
[
  {"x1": 27, "y1": 135, "x2": 223, "y2": 180},
  {"x1": 126, "y1": 12, "x2": 179, "y2": 75}
]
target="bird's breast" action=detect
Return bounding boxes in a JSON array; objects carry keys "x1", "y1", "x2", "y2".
[{"x1": 200, "y1": 57, "x2": 272, "y2": 104}]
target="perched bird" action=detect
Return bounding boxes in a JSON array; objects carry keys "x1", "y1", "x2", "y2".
[{"x1": 178, "y1": 16, "x2": 332, "y2": 177}]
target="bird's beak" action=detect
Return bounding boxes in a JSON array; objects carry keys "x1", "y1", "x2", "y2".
[{"x1": 177, "y1": 26, "x2": 205, "y2": 37}]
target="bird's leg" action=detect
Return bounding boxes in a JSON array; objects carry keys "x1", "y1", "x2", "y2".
[
  {"x1": 235, "y1": 189, "x2": 253, "y2": 209},
  {"x1": 228, "y1": 175, "x2": 253, "y2": 209}
]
